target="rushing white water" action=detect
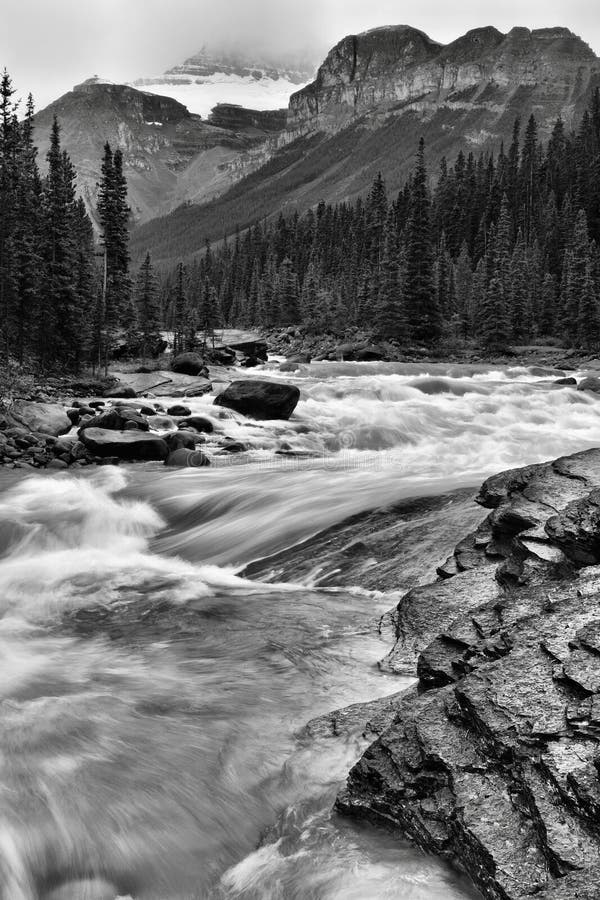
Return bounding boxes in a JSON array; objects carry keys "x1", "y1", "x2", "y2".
[{"x1": 0, "y1": 361, "x2": 599, "y2": 900}]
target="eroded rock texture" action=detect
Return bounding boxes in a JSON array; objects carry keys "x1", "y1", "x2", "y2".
[{"x1": 337, "y1": 448, "x2": 600, "y2": 899}]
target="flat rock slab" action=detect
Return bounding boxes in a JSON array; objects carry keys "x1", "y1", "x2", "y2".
[
  {"x1": 111, "y1": 371, "x2": 212, "y2": 397},
  {"x1": 79, "y1": 428, "x2": 168, "y2": 461}
]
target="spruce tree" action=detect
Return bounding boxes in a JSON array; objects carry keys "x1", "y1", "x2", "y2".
[
  {"x1": 404, "y1": 139, "x2": 442, "y2": 343},
  {"x1": 275, "y1": 257, "x2": 300, "y2": 325},
  {"x1": 135, "y1": 252, "x2": 162, "y2": 359},
  {"x1": 97, "y1": 142, "x2": 131, "y2": 368},
  {"x1": 479, "y1": 276, "x2": 511, "y2": 351}
]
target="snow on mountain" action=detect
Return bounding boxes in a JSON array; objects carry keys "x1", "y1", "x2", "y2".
[{"x1": 133, "y1": 46, "x2": 317, "y2": 118}]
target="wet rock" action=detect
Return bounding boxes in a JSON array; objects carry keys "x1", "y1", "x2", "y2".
[
  {"x1": 10, "y1": 401, "x2": 71, "y2": 437},
  {"x1": 178, "y1": 415, "x2": 213, "y2": 433},
  {"x1": 164, "y1": 448, "x2": 210, "y2": 467},
  {"x1": 545, "y1": 489, "x2": 600, "y2": 565},
  {"x1": 218, "y1": 440, "x2": 248, "y2": 454},
  {"x1": 165, "y1": 431, "x2": 197, "y2": 452},
  {"x1": 146, "y1": 415, "x2": 177, "y2": 431},
  {"x1": 167, "y1": 404, "x2": 191, "y2": 416},
  {"x1": 79, "y1": 428, "x2": 168, "y2": 461},
  {"x1": 47, "y1": 458, "x2": 69, "y2": 470},
  {"x1": 554, "y1": 376, "x2": 577, "y2": 386},
  {"x1": 214, "y1": 380, "x2": 300, "y2": 420},
  {"x1": 239, "y1": 355, "x2": 260, "y2": 368},
  {"x1": 226, "y1": 339, "x2": 268, "y2": 360},
  {"x1": 577, "y1": 376, "x2": 600, "y2": 393},
  {"x1": 205, "y1": 346, "x2": 236, "y2": 366},
  {"x1": 103, "y1": 383, "x2": 136, "y2": 399},
  {"x1": 338, "y1": 447, "x2": 600, "y2": 899},
  {"x1": 80, "y1": 408, "x2": 149, "y2": 432},
  {"x1": 171, "y1": 352, "x2": 208, "y2": 376},
  {"x1": 139, "y1": 404, "x2": 156, "y2": 416}
]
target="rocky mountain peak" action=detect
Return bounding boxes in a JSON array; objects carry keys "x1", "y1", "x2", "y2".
[{"x1": 289, "y1": 22, "x2": 600, "y2": 134}]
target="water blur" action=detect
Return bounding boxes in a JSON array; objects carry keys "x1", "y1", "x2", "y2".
[{"x1": 0, "y1": 361, "x2": 598, "y2": 899}]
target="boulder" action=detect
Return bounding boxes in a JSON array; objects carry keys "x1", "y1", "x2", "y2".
[
  {"x1": 165, "y1": 431, "x2": 197, "y2": 452},
  {"x1": 214, "y1": 380, "x2": 300, "y2": 420},
  {"x1": 577, "y1": 376, "x2": 600, "y2": 393},
  {"x1": 205, "y1": 347, "x2": 236, "y2": 366},
  {"x1": 79, "y1": 408, "x2": 148, "y2": 432},
  {"x1": 218, "y1": 440, "x2": 248, "y2": 454},
  {"x1": 103, "y1": 384, "x2": 136, "y2": 399},
  {"x1": 226, "y1": 339, "x2": 268, "y2": 360},
  {"x1": 10, "y1": 401, "x2": 72, "y2": 437},
  {"x1": 336, "y1": 342, "x2": 388, "y2": 362},
  {"x1": 240, "y1": 355, "x2": 260, "y2": 368},
  {"x1": 47, "y1": 458, "x2": 68, "y2": 470},
  {"x1": 171, "y1": 353, "x2": 208, "y2": 376},
  {"x1": 167, "y1": 404, "x2": 191, "y2": 417},
  {"x1": 554, "y1": 377, "x2": 577, "y2": 386},
  {"x1": 164, "y1": 448, "x2": 210, "y2": 467},
  {"x1": 146, "y1": 415, "x2": 177, "y2": 431},
  {"x1": 356, "y1": 344, "x2": 388, "y2": 361},
  {"x1": 178, "y1": 415, "x2": 213, "y2": 433},
  {"x1": 79, "y1": 428, "x2": 168, "y2": 461}
]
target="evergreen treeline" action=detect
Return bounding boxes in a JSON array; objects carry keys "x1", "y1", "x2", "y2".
[
  {"x1": 161, "y1": 90, "x2": 600, "y2": 351},
  {"x1": 0, "y1": 71, "x2": 148, "y2": 373}
]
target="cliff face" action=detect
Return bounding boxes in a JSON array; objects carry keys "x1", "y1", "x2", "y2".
[
  {"x1": 32, "y1": 80, "x2": 286, "y2": 225},
  {"x1": 288, "y1": 25, "x2": 598, "y2": 136},
  {"x1": 337, "y1": 447, "x2": 600, "y2": 900},
  {"x1": 131, "y1": 23, "x2": 600, "y2": 263}
]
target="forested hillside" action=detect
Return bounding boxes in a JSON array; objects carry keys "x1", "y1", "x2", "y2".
[{"x1": 160, "y1": 94, "x2": 600, "y2": 350}]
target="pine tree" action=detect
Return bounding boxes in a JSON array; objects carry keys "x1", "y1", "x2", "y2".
[
  {"x1": 404, "y1": 138, "x2": 442, "y2": 343},
  {"x1": 97, "y1": 142, "x2": 131, "y2": 368},
  {"x1": 135, "y1": 252, "x2": 162, "y2": 359},
  {"x1": 479, "y1": 276, "x2": 511, "y2": 351},
  {"x1": 39, "y1": 118, "x2": 80, "y2": 370},
  {"x1": 375, "y1": 228, "x2": 406, "y2": 339},
  {"x1": 275, "y1": 257, "x2": 300, "y2": 325},
  {"x1": 172, "y1": 262, "x2": 187, "y2": 354},
  {"x1": 577, "y1": 261, "x2": 600, "y2": 349}
]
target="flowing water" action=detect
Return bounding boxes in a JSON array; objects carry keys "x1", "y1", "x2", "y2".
[{"x1": 1, "y1": 361, "x2": 599, "y2": 900}]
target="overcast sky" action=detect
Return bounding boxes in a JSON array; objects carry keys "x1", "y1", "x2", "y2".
[{"x1": 2, "y1": 0, "x2": 599, "y2": 111}]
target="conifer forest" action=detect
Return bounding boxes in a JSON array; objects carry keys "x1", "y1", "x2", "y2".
[{"x1": 4, "y1": 66, "x2": 600, "y2": 370}]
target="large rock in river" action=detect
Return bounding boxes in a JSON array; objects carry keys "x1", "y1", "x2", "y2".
[
  {"x1": 9, "y1": 401, "x2": 71, "y2": 437},
  {"x1": 214, "y1": 380, "x2": 300, "y2": 419},
  {"x1": 337, "y1": 447, "x2": 600, "y2": 900},
  {"x1": 171, "y1": 353, "x2": 209, "y2": 377},
  {"x1": 79, "y1": 428, "x2": 168, "y2": 461},
  {"x1": 79, "y1": 407, "x2": 148, "y2": 432}
]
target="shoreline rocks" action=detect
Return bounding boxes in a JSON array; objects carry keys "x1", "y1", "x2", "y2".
[{"x1": 335, "y1": 447, "x2": 600, "y2": 900}]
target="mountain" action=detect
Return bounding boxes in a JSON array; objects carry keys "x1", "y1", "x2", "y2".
[
  {"x1": 32, "y1": 78, "x2": 286, "y2": 225},
  {"x1": 132, "y1": 45, "x2": 317, "y2": 119},
  {"x1": 130, "y1": 24, "x2": 600, "y2": 263}
]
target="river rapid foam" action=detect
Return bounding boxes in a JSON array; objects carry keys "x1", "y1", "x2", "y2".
[{"x1": 0, "y1": 362, "x2": 598, "y2": 899}]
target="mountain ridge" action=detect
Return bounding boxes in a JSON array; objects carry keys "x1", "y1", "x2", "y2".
[{"x1": 129, "y1": 22, "x2": 600, "y2": 262}]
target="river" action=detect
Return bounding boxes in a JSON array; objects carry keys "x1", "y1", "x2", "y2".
[{"x1": 1, "y1": 361, "x2": 599, "y2": 900}]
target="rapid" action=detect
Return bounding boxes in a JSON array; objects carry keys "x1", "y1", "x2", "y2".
[{"x1": 0, "y1": 361, "x2": 599, "y2": 900}]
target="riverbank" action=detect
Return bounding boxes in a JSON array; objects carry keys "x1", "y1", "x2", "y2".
[
  {"x1": 266, "y1": 326, "x2": 600, "y2": 373},
  {"x1": 315, "y1": 448, "x2": 600, "y2": 900}
]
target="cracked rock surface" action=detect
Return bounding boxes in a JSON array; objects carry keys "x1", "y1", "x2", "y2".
[{"x1": 337, "y1": 448, "x2": 600, "y2": 899}]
